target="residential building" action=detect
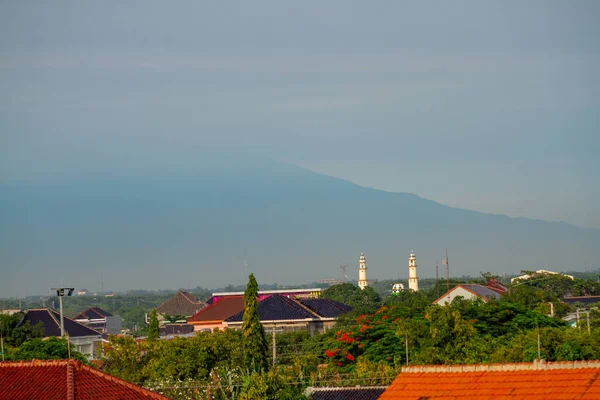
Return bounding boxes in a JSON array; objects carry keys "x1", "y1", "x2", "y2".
[
  {"x1": 187, "y1": 296, "x2": 245, "y2": 332},
  {"x1": 73, "y1": 307, "x2": 121, "y2": 334},
  {"x1": 17, "y1": 309, "x2": 103, "y2": 360},
  {"x1": 225, "y1": 294, "x2": 352, "y2": 334},
  {"x1": 511, "y1": 269, "x2": 575, "y2": 283},
  {"x1": 0, "y1": 359, "x2": 169, "y2": 399},
  {"x1": 208, "y1": 288, "x2": 322, "y2": 304},
  {"x1": 154, "y1": 290, "x2": 207, "y2": 325},
  {"x1": 379, "y1": 360, "x2": 600, "y2": 399},
  {"x1": 433, "y1": 284, "x2": 502, "y2": 305}
]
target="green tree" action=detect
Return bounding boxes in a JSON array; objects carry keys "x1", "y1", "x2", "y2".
[
  {"x1": 10, "y1": 337, "x2": 86, "y2": 362},
  {"x1": 0, "y1": 314, "x2": 44, "y2": 347},
  {"x1": 147, "y1": 309, "x2": 160, "y2": 341},
  {"x1": 242, "y1": 273, "x2": 269, "y2": 371},
  {"x1": 322, "y1": 283, "x2": 382, "y2": 310}
]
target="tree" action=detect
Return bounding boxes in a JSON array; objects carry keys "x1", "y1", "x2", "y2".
[
  {"x1": 10, "y1": 337, "x2": 86, "y2": 362},
  {"x1": 242, "y1": 273, "x2": 269, "y2": 371},
  {"x1": 147, "y1": 309, "x2": 160, "y2": 341},
  {"x1": 0, "y1": 314, "x2": 44, "y2": 347},
  {"x1": 322, "y1": 283, "x2": 382, "y2": 310}
]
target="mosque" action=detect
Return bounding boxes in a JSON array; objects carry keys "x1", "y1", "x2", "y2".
[{"x1": 357, "y1": 251, "x2": 419, "y2": 292}]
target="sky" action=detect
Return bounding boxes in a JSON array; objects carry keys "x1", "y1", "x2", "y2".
[{"x1": 1, "y1": 1, "x2": 599, "y2": 230}]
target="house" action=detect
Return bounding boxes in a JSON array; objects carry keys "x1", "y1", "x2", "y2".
[
  {"x1": 159, "y1": 323, "x2": 195, "y2": 338},
  {"x1": 154, "y1": 290, "x2": 207, "y2": 325},
  {"x1": 511, "y1": 269, "x2": 575, "y2": 283},
  {"x1": 0, "y1": 359, "x2": 170, "y2": 399},
  {"x1": 305, "y1": 386, "x2": 387, "y2": 400},
  {"x1": 433, "y1": 284, "x2": 502, "y2": 305},
  {"x1": 208, "y1": 288, "x2": 323, "y2": 304},
  {"x1": 18, "y1": 309, "x2": 102, "y2": 360},
  {"x1": 379, "y1": 360, "x2": 600, "y2": 399},
  {"x1": 484, "y1": 278, "x2": 508, "y2": 294},
  {"x1": 187, "y1": 296, "x2": 245, "y2": 332},
  {"x1": 73, "y1": 307, "x2": 121, "y2": 334},
  {"x1": 225, "y1": 294, "x2": 352, "y2": 334}
]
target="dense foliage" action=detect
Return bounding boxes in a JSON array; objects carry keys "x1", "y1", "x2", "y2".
[{"x1": 242, "y1": 273, "x2": 270, "y2": 372}]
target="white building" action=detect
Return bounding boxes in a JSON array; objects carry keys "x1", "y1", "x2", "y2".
[
  {"x1": 511, "y1": 269, "x2": 574, "y2": 284},
  {"x1": 433, "y1": 284, "x2": 502, "y2": 305},
  {"x1": 358, "y1": 253, "x2": 369, "y2": 290},
  {"x1": 408, "y1": 250, "x2": 419, "y2": 291}
]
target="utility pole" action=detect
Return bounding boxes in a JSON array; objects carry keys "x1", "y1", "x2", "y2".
[
  {"x1": 1, "y1": 320, "x2": 5, "y2": 361},
  {"x1": 587, "y1": 311, "x2": 591, "y2": 334},
  {"x1": 443, "y1": 249, "x2": 450, "y2": 291},
  {"x1": 52, "y1": 288, "x2": 74, "y2": 337},
  {"x1": 537, "y1": 327, "x2": 541, "y2": 361}
]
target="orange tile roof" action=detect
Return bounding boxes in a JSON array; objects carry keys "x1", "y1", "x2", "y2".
[
  {"x1": 0, "y1": 359, "x2": 170, "y2": 400},
  {"x1": 187, "y1": 296, "x2": 245, "y2": 323},
  {"x1": 379, "y1": 360, "x2": 600, "y2": 399}
]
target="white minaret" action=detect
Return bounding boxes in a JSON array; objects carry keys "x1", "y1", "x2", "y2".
[
  {"x1": 358, "y1": 253, "x2": 368, "y2": 290},
  {"x1": 408, "y1": 250, "x2": 419, "y2": 291}
]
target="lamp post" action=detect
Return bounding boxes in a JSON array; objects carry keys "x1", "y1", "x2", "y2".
[{"x1": 51, "y1": 288, "x2": 74, "y2": 337}]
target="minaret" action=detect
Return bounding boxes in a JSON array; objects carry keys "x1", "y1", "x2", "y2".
[
  {"x1": 408, "y1": 250, "x2": 419, "y2": 291},
  {"x1": 358, "y1": 253, "x2": 368, "y2": 290}
]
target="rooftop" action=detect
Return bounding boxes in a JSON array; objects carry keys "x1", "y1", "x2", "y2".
[
  {"x1": 73, "y1": 307, "x2": 113, "y2": 320},
  {"x1": 187, "y1": 296, "x2": 245, "y2": 323},
  {"x1": 21, "y1": 309, "x2": 101, "y2": 338},
  {"x1": 155, "y1": 291, "x2": 207, "y2": 317},
  {"x1": 0, "y1": 359, "x2": 170, "y2": 399},
  {"x1": 380, "y1": 360, "x2": 600, "y2": 399}
]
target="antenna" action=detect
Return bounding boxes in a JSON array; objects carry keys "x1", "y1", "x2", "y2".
[
  {"x1": 443, "y1": 248, "x2": 450, "y2": 291},
  {"x1": 436, "y1": 260, "x2": 439, "y2": 297},
  {"x1": 340, "y1": 265, "x2": 348, "y2": 282},
  {"x1": 244, "y1": 248, "x2": 248, "y2": 277}
]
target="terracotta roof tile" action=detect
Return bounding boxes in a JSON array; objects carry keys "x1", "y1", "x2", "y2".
[
  {"x1": 379, "y1": 361, "x2": 600, "y2": 399},
  {"x1": 155, "y1": 291, "x2": 207, "y2": 317},
  {"x1": 0, "y1": 359, "x2": 170, "y2": 399},
  {"x1": 187, "y1": 296, "x2": 245, "y2": 323}
]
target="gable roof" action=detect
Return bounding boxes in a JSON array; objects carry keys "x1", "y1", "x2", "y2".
[
  {"x1": 156, "y1": 291, "x2": 207, "y2": 317},
  {"x1": 484, "y1": 279, "x2": 508, "y2": 294},
  {"x1": 306, "y1": 387, "x2": 387, "y2": 400},
  {"x1": 434, "y1": 284, "x2": 501, "y2": 304},
  {"x1": 379, "y1": 360, "x2": 600, "y2": 399},
  {"x1": 73, "y1": 307, "x2": 113, "y2": 320},
  {"x1": 298, "y1": 298, "x2": 353, "y2": 318},
  {"x1": 226, "y1": 294, "x2": 319, "y2": 323},
  {"x1": 21, "y1": 309, "x2": 101, "y2": 338},
  {"x1": 0, "y1": 359, "x2": 169, "y2": 400},
  {"x1": 187, "y1": 296, "x2": 245, "y2": 323}
]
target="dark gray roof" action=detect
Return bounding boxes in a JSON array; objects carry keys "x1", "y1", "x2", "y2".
[
  {"x1": 72, "y1": 307, "x2": 112, "y2": 320},
  {"x1": 307, "y1": 387, "x2": 387, "y2": 400},
  {"x1": 298, "y1": 298, "x2": 353, "y2": 318},
  {"x1": 460, "y1": 284, "x2": 501, "y2": 300},
  {"x1": 22, "y1": 309, "x2": 101, "y2": 338},
  {"x1": 226, "y1": 294, "x2": 318, "y2": 322}
]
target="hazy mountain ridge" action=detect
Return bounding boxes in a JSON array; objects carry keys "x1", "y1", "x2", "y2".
[{"x1": 0, "y1": 159, "x2": 597, "y2": 296}]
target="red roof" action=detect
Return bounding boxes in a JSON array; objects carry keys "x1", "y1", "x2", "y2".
[
  {"x1": 379, "y1": 360, "x2": 600, "y2": 399},
  {"x1": 187, "y1": 296, "x2": 245, "y2": 323},
  {"x1": 0, "y1": 359, "x2": 170, "y2": 400}
]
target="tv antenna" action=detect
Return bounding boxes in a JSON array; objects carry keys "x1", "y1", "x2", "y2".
[
  {"x1": 340, "y1": 265, "x2": 348, "y2": 282},
  {"x1": 442, "y1": 248, "x2": 450, "y2": 291}
]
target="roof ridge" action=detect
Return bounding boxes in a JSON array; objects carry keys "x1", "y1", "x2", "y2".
[
  {"x1": 281, "y1": 295, "x2": 319, "y2": 318},
  {"x1": 47, "y1": 309, "x2": 100, "y2": 337},
  {"x1": 401, "y1": 360, "x2": 600, "y2": 373},
  {"x1": 66, "y1": 359, "x2": 75, "y2": 400}
]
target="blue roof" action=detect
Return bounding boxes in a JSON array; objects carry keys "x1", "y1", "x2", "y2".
[
  {"x1": 298, "y1": 298, "x2": 353, "y2": 318},
  {"x1": 226, "y1": 294, "x2": 318, "y2": 322}
]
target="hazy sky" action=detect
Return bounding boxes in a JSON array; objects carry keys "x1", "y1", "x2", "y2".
[{"x1": 1, "y1": 1, "x2": 599, "y2": 228}]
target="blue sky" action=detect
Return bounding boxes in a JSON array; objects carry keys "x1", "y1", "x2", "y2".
[{"x1": 1, "y1": 1, "x2": 599, "y2": 227}]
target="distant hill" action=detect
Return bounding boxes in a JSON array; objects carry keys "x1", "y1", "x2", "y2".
[{"x1": 1, "y1": 157, "x2": 597, "y2": 296}]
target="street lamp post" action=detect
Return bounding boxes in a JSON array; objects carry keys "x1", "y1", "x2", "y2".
[{"x1": 51, "y1": 288, "x2": 74, "y2": 337}]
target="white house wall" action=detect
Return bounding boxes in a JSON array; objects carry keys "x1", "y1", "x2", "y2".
[{"x1": 435, "y1": 287, "x2": 481, "y2": 306}]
